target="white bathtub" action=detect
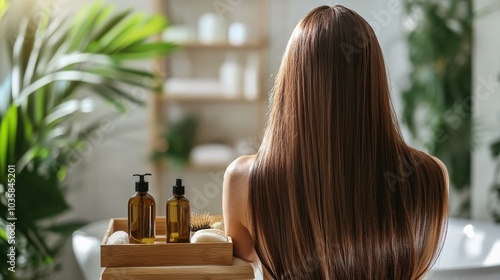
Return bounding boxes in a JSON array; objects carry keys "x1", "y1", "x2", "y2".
[
  {"x1": 428, "y1": 218, "x2": 500, "y2": 279},
  {"x1": 73, "y1": 218, "x2": 500, "y2": 280}
]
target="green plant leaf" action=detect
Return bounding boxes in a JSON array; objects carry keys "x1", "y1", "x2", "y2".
[
  {"x1": 19, "y1": 108, "x2": 34, "y2": 152},
  {"x1": 103, "y1": 15, "x2": 168, "y2": 54},
  {"x1": 75, "y1": 4, "x2": 115, "y2": 51},
  {"x1": 16, "y1": 70, "x2": 107, "y2": 104},
  {"x1": 44, "y1": 99, "x2": 81, "y2": 125},
  {"x1": 11, "y1": 19, "x2": 30, "y2": 100},
  {"x1": 98, "y1": 12, "x2": 146, "y2": 53},
  {"x1": 114, "y1": 66, "x2": 156, "y2": 79},
  {"x1": 0, "y1": 74, "x2": 12, "y2": 115},
  {"x1": 90, "y1": 85, "x2": 129, "y2": 112},
  {"x1": 0, "y1": 227, "x2": 6, "y2": 241},
  {"x1": 38, "y1": 14, "x2": 73, "y2": 68},
  {"x1": 16, "y1": 225, "x2": 55, "y2": 263},
  {"x1": 93, "y1": 82, "x2": 147, "y2": 109},
  {"x1": 22, "y1": 3, "x2": 49, "y2": 89},
  {"x1": 0, "y1": 105, "x2": 17, "y2": 180},
  {"x1": 88, "y1": 8, "x2": 131, "y2": 50},
  {"x1": 17, "y1": 146, "x2": 38, "y2": 173},
  {"x1": 163, "y1": 115, "x2": 199, "y2": 164},
  {"x1": 111, "y1": 41, "x2": 178, "y2": 60},
  {"x1": 491, "y1": 140, "x2": 500, "y2": 157},
  {"x1": 88, "y1": 67, "x2": 154, "y2": 89},
  {"x1": 67, "y1": 2, "x2": 103, "y2": 52},
  {"x1": 0, "y1": 0, "x2": 8, "y2": 20},
  {"x1": 45, "y1": 53, "x2": 114, "y2": 73},
  {"x1": 16, "y1": 166, "x2": 69, "y2": 223}
]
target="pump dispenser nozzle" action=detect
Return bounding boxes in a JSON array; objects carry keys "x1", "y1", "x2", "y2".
[
  {"x1": 173, "y1": 178, "x2": 185, "y2": 195},
  {"x1": 133, "y1": 173, "x2": 151, "y2": 192}
]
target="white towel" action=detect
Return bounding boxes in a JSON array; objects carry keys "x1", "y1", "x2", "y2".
[
  {"x1": 106, "y1": 231, "x2": 129, "y2": 244},
  {"x1": 191, "y1": 229, "x2": 228, "y2": 243}
]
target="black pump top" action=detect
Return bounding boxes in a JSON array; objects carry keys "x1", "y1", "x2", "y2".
[
  {"x1": 133, "y1": 173, "x2": 151, "y2": 192},
  {"x1": 172, "y1": 178, "x2": 185, "y2": 195}
]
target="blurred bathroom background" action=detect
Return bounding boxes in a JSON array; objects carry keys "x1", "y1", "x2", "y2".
[{"x1": 0, "y1": 0, "x2": 499, "y2": 279}]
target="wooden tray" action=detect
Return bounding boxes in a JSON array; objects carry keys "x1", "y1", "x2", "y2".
[
  {"x1": 100, "y1": 258, "x2": 254, "y2": 280},
  {"x1": 101, "y1": 217, "x2": 232, "y2": 267}
]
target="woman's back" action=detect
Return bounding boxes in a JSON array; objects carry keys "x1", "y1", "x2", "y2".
[{"x1": 223, "y1": 5, "x2": 448, "y2": 280}]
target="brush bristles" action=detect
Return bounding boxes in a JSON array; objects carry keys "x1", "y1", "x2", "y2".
[{"x1": 191, "y1": 212, "x2": 214, "y2": 232}]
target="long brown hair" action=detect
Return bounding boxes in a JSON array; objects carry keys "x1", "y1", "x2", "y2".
[{"x1": 249, "y1": 5, "x2": 448, "y2": 279}]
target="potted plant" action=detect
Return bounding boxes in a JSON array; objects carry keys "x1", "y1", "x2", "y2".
[
  {"x1": 401, "y1": 0, "x2": 473, "y2": 217},
  {"x1": 489, "y1": 138, "x2": 500, "y2": 222},
  {"x1": 401, "y1": 0, "x2": 500, "y2": 219},
  {"x1": 0, "y1": 0, "x2": 175, "y2": 278}
]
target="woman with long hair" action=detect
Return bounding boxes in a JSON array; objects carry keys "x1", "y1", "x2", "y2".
[{"x1": 223, "y1": 5, "x2": 448, "y2": 280}]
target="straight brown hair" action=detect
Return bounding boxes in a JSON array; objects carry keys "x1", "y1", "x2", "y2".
[{"x1": 249, "y1": 5, "x2": 448, "y2": 280}]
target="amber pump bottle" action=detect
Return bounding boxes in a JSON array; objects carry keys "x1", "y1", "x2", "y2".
[
  {"x1": 166, "y1": 179, "x2": 190, "y2": 243},
  {"x1": 128, "y1": 173, "x2": 156, "y2": 244}
]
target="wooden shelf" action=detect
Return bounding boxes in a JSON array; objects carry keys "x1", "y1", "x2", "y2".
[
  {"x1": 152, "y1": 0, "x2": 267, "y2": 189},
  {"x1": 163, "y1": 94, "x2": 262, "y2": 104}
]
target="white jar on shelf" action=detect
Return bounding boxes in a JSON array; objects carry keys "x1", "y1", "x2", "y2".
[
  {"x1": 198, "y1": 13, "x2": 226, "y2": 44},
  {"x1": 243, "y1": 52, "x2": 259, "y2": 101},
  {"x1": 228, "y1": 22, "x2": 247, "y2": 46},
  {"x1": 219, "y1": 52, "x2": 243, "y2": 98}
]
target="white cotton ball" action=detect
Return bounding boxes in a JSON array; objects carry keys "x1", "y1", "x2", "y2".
[
  {"x1": 212, "y1": 221, "x2": 224, "y2": 231},
  {"x1": 106, "y1": 231, "x2": 129, "y2": 244},
  {"x1": 191, "y1": 229, "x2": 228, "y2": 243}
]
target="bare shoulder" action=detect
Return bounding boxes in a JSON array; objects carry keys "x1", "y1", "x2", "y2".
[
  {"x1": 224, "y1": 155, "x2": 255, "y2": 191},
  {"x1": 223, "y1": 155, "x2": 259, "y2": 267},
  {"x1": 223, "y1": 155, "x2": 256, "y2": 222}
]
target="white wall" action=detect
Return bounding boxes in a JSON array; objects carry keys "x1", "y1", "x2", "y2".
[{"x1": 472, "y1": 0, "x2": 500, "y2": 221}]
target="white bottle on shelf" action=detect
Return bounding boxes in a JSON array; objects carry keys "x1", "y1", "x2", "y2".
[
  {"x1": 243, "y1": 52, "x2": 259, "y2": 101},
  {"x1": 219, "y1": 53, "x2": 243, "y2": 98},
  {"x1": 198, "y1": 13, "x2": 226, "y2": 44},
  {"x1": 228, "y1": 22, "x2": 247, "y2": 46}
]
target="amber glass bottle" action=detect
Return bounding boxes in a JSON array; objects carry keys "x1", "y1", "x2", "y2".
[
  {"x1": 166, "y1": 179, "x2": 190, "y2": 243},
  {"x1": 128, "y1": 173, "x2": 156, "y2": 244}
]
